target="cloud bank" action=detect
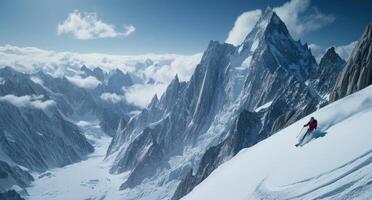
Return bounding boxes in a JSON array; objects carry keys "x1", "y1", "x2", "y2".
[
  {"x1": 57, "y1": 10, "x2": 135, "y2": 40},
  {"x1": 66, "y1": 75, "x2": 101, "y2": 89},
  {"x1": 100, "y1": 92, "x2": 125, "y2": 104},
  {"x1": 0, "y1": 94, "x2": 55, "y2": 110},
  {"x1": 124, "y1": 83, "x2": 168, "y2": 108},
  {"x1": 225, "y1": 0, "x2": 335, "y2": 45},
  {"x1": 0, "y1": 44, "x2": 202, "y2": 108}
]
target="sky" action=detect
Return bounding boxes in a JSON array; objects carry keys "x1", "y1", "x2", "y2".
[
  {"x1": 0, "y1": 0, "x2": 371, "y2": 55},
  {"x1": 0, "y1": 0, "x2": 371, "y2": 108}
]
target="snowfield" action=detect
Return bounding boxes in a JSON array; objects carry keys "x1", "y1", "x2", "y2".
[
  {"x1": 26, "y1": 120, "x2": 128, "y2": 200},
  {"x1": 183, "y1": 85, "x2": 372, "y2": 200}
]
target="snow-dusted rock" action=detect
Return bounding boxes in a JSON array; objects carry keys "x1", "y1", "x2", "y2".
[{"x1": 330, "y1": 23, "x2": 372, "y2": 101}]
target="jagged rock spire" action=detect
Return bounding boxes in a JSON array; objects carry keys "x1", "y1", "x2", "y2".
[{"x1": 330, "y1": 23, "x2": 372, "y2": 101}]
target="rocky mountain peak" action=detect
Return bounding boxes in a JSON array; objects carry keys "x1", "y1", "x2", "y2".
[{"x1": 319, "y1": 47, "x2": 345, "y2": 68}]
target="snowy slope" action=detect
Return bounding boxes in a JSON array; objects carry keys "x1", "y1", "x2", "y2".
[{"x1": 183, "y1": 85, "x2": 372, "y2": 200}]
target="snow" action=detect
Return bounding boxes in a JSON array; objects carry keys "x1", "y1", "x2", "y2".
[
  {"x1": 238, "y1": 56, "x2": 252, "y2": 70},
  {"x1": 254, "y1": 101, "x2": 273, "y2": 112},
  {"x1": 183, "y1": 85, "x2": 372, "y2": 200},
  {"x1": 26, "y1": 120, "x2": 128, "y2": 200},
  {"x1": 250, "y1": 39, "x2": 259, "y2": 52}
]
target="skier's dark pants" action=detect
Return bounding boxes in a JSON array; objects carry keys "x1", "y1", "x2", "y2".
[{"x1": 299, "y1": 128, "x2": 314, "y2": 143}]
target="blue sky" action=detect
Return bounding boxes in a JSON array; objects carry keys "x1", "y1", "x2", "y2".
[{"x1": 0, "y1": 0, "x2": 371, "y2": 54}]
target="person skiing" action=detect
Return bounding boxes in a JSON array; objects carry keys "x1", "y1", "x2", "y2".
[{"x1": 296, "y1": 117, "x2": 317, "y2": 146}]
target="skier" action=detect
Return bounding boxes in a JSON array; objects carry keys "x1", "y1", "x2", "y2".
[{"x1": 296, "y1": 117, "x2": 317, "y2": 147}]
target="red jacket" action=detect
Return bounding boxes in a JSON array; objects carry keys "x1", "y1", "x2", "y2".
[{"x1": 305, "y1": 120, "x2": 317, "y2": 130}]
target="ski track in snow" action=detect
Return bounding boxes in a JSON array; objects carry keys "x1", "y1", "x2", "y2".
[{"x1": 26, "y1": 120, "x2": 128, "y2": 200}]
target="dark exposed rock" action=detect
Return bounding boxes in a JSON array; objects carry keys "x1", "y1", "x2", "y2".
[
  {"x1": 310, "y1": 47, "x2": 346, "y2": 97},
  {"x1": 0, "y1": 161, "x2": 33, "y2": 192},
  {"x1": 0, "y1": 190, "x2": 24, "y2": 200},
  {"x1": 330, "y1": 23, "x2": 372, "y2": 101}
]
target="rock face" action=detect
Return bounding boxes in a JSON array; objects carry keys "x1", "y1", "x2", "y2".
[
  {"x1": 36, "y1": 67, "x2": 137, "y2": 136},
  {"x1": 330, "y1": 23, "x2": 372, "y2": 101},
  {"x1": 311, "y1": 47, "x2": 346, "y2": 98},
  {"x1": 106, "y1": 9, "x2": 331, "y2": 200},
  {"x1": 0, "y1": 161, "x2": 34, "y2": 192},
  {"x1": 0, "y1": 67, "x2": 94, "y2": 173},
  {"x1": 0, "y1": 190, "x2": 25, "y2": 200}
]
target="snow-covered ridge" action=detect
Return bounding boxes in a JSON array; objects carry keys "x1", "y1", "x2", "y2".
[{"x1": 183, "y1": 85, "x2": 372, "y2": 200}]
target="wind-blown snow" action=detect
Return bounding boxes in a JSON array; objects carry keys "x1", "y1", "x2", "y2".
[
  {"x1": 27, "y1": 120, "x2": 128, "y2": 200},
  {"x1": 183, "y1": 85, "x2": 372, "y2": 200}
]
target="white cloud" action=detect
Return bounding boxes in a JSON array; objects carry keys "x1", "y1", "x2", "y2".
[
  {"x1": 225, "y1": 10, "x2": 262, "y2": 46},
  {"x1": 57, "y1": 10, "x2": 135, "y2": 40},
  {"x1": 0, "y1": 94, "x2": 55, "y2": 110},
  {"x1": 141, "y1": 53, "x2": 202, "y2": 84},
  {"x1": 100, "y1": 92, "x2": 125, "y2": 103},
  {"x1": 335, "y1": 41, "x2": 358, "y2": 61},
  {"x1": 124, "y1": 83, "x2": 168, "y2": 108},
  {"x1": 225, "y1": 0, "x2": 335, "y2": 45},
  {"x1": 274, "y1": 0, "x2": 335, "y2": 39},
  {"x1": 0, "y1": 44, "x2": 190, "y2": 77},
  {"x1": 123, "y1": 24, "x2": 136, "y2": 36},
  {"x1": 126, "y1": 53, "x2": 202, "y2": 108},
  {"x1": 66, "y1": 75, "x2": 101, "y2": 89},
  {"x1": 309, "y1": 43, "x2": 324, "y2": 62}
]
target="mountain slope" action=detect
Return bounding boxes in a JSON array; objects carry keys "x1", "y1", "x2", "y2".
[
  {"x1": 106, "y1": 8, "x2": 323, "y2": 200},
  {"x1": 330, "y1": 23, "x2": 372, "y2": 101},
  {"x1": 183, "y1": 85, "x2": 372, "y2": 200}
]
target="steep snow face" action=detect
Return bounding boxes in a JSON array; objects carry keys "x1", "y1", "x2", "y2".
[
  {"x1": 183, "y1": 85, "x2": 372, "y2": 200},
  {"x1": 107, "y1": 9, "x2": 322, "y2": 200},
  {"x1": 330, "y1": 23, "x2": 372, "y2": 102}
]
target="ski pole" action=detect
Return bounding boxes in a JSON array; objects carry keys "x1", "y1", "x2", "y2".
[{"x1": 296, "y1": 127, "x2": 304, "y2": 138}]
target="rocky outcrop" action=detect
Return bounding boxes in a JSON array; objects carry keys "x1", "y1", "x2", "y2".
[
  {"x1": 0, "y1": 161, "x2": 34, "y2": 192},
  {"x1": 330, "y1": 23, "x2": 372, "y2": 101},
  {"x1": 0, "y1": 67, "x2": 94, "y2": 172},
  {"x1": 172, "y1": 111, "x2": 262, "y2": 200},
  {"x1": 311, "y1": 47, "x2": 346, "y2": 97},
  {"x1": 0, "y1": 190, "x2": 25, "y2": 200}
]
